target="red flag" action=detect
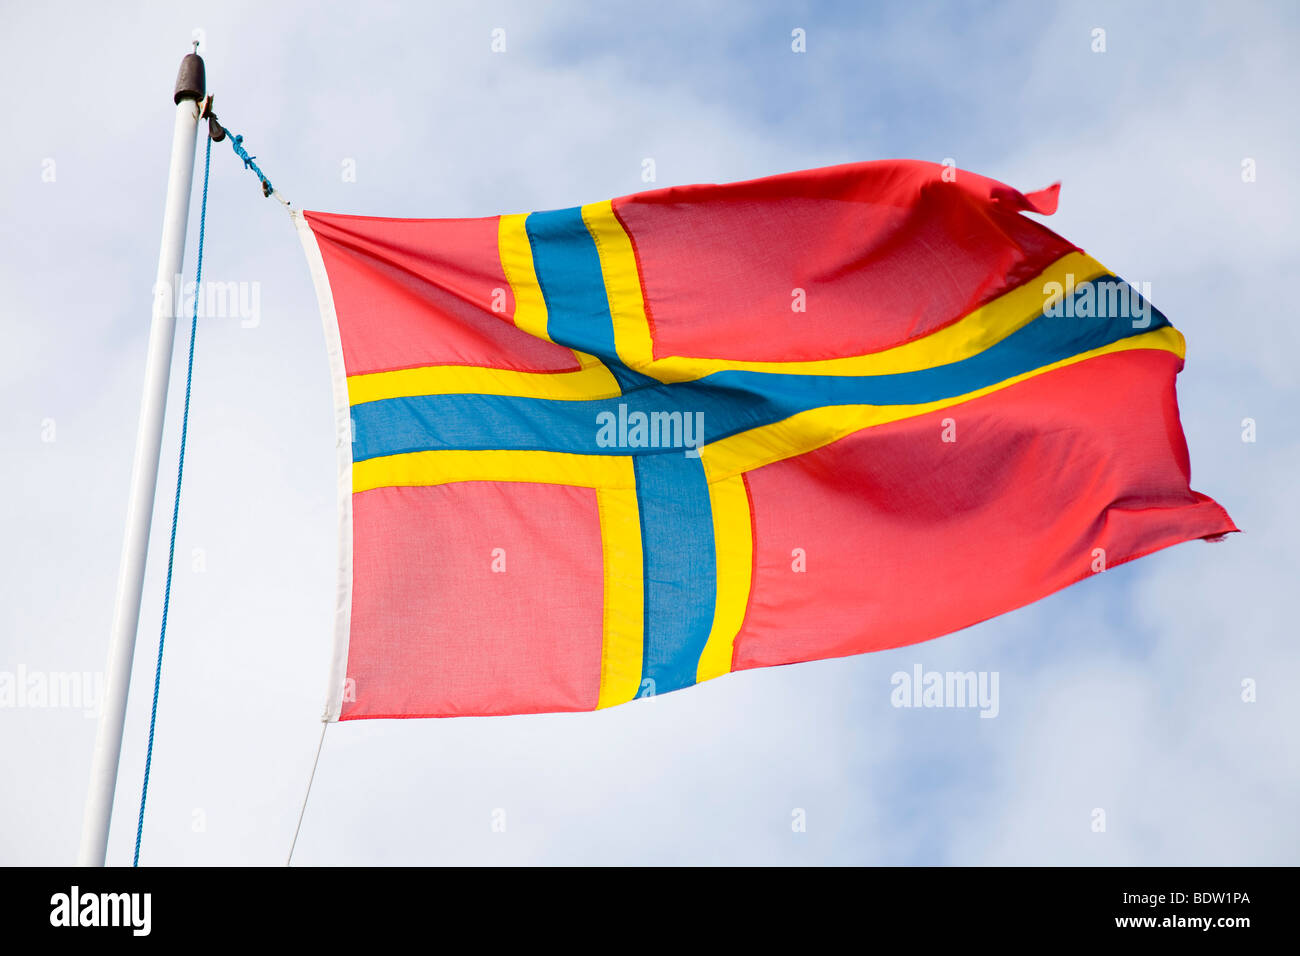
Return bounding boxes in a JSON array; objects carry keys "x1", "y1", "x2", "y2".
[{"x1": 294, "y1": 160, "x2": 1235, "y2": 719}]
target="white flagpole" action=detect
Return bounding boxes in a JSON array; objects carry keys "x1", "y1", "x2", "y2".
[{"x1": 77, "y1": 47, "x2": 207, "y2": 867}]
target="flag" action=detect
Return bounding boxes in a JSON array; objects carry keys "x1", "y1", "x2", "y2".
[{"x1": 293, "y1": 159, "x2": 1235, "y2": 720}]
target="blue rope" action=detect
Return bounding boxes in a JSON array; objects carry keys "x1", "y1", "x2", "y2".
[
  {"x1": 133, "y1": 129, "x2": 212, "y2": 867},
  {"x1": 228, "y1": 132, "x2": 274, "y2": 197}
]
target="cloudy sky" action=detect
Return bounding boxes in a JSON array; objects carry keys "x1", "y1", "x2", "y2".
[{"x1": 1, "y1": 0, "x2": 1296, "y2": 865}]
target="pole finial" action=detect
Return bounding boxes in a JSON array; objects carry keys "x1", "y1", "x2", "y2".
[{"x1": 173, "y1": 47, "x2": 206, "y2": 105}]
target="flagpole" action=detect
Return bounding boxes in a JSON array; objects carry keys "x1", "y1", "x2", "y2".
[{"x1": 77, "y1": 47, "x2": 206, "y2": 867}]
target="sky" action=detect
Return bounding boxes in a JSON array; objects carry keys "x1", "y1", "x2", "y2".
[{"x1": 0, "y1": 0, "x2": 1297, "y2": 865}]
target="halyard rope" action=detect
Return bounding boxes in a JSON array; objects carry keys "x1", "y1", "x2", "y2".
[
  {"x1": 133, "y1": 126, "x2": 212, "y2": 867},
  {"x1": 132, "y1": 115, "x2": 291, "y2": 864},
  {"x1": 288, "y1": 722, "x2": 329, "y2": 866}
]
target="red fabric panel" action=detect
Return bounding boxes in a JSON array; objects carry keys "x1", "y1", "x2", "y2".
[
  {"x1": 344, "y1": 482, "x2": 606, "y2": 718},
  {"x1": 612, "y1": 160, "x2": 1077, "y2": 363},
  {"x1": 733, "y1": 348, "x2": 1237, "y2": 670},
  {"x1": 305, "y1": 211, "x2": 581, "y2": 376}
]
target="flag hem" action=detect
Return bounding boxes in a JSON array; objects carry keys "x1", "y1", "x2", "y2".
[{"x1": 293, "y1": 210, "x2": 354, "y2": 722}]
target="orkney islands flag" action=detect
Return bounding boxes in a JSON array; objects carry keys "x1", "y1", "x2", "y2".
[{"x1": 293, "y1": 160, "x2": 1235, "y2": 721}]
